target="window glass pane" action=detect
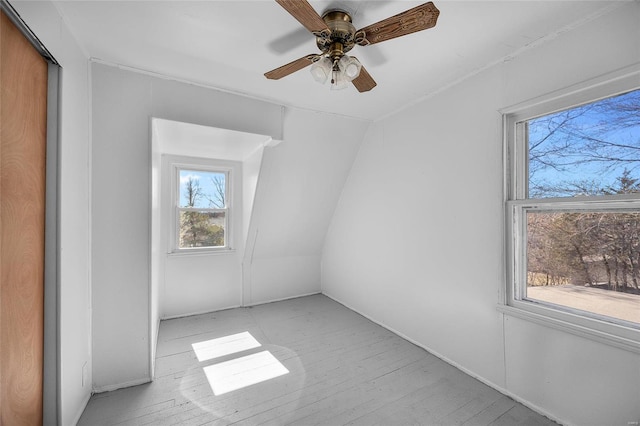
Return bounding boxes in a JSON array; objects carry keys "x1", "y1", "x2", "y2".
[
  {"x1": 526, "y1": 210, "x2": 640, "y2": 324},
  {"x1": 179, "y1": 169, "x2": 226, "y2": 208},
  {"x1": 527, "y1": 89, "x2": 640, "y2": 198},
  {"x1": 179, "y1": 211, "x2": 226, "y2": 248}
]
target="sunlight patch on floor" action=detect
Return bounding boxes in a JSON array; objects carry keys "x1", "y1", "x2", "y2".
[
  {"x1": 191, "y1": 331, "x2": 261, "y2": 362},
  {"x1": 203, "y1": 350, "x2": 289, "y2": 396}
]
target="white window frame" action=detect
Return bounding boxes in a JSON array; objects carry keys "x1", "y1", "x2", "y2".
[
  {"x1": 170, "y1": 161, "x2": 233, "y2": 254},
  {"x1": 501, "y1": 66, "x2": 640, "y2": 354}
]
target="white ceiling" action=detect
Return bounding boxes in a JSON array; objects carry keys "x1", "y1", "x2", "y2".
[{"x1": 50, "y1": 0, "x2": 620, "y2": 121}]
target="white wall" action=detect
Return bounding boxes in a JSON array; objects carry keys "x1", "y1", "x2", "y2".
[
  {"x1": 244, "y1": 108, "x2": 369, "y2": 305},
  {"x1": 242, "y1": 146, "x2": 264, "y2": 246},
  {"x1": 322, "y1": 3, "x2": 640, "y2": 426},
  {"x1": 11, "y1": 1, "x2": 93, "y2": 424}
]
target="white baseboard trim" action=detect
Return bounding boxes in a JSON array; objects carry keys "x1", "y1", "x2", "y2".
[
  {"x1": 161, "y1": 304, "x2": 242, "y2": 321},
  {"x1": 150, "y1": 316, "x2": 161, "y2": 379},
  {"x1": 92, "y1": 377, "x2": 151, "y2": 394},
  {"x1": 70, "y1": 391, "x2": 92, "y2": 426},
  {"x1": 244, "y1": 291, "x2": 321, "y2": 307},
  {"x1": 321, "y1": 291, "x2": 566, "y2": 426},
  {"x1": 159, "y1": 291, "x2": 322, "y2": 320}
]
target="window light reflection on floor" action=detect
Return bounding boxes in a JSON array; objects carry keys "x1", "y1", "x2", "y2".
[
  {"x1": 191, "y1": 331, "x2": 261, "y2": 362},
  {"x1": 203, "y1": 350, "x2": 289, "y2": 396}
]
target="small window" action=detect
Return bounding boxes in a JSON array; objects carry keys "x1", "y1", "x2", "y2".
[
  {"x1": 175, "y1": 167, "x2": 230, "y2": 251},
  {"x1": 505, "y1": 75, "x2": 640, "y2": 348}
]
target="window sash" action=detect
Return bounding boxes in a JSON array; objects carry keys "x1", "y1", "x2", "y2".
[
  {"x1": 176, "y1": 168, "x2": 229, "y2": 209},
  {"x1": 176, "y1": 207, "x2": 228, "y2": 249},
  {"x1": 509, "y1": 198, "x2": 640, "y2": 322},
  {"x1": 506, "y1": 200, "x2": 640, "y2": 352}
]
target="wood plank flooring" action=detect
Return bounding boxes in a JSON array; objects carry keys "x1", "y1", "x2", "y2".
[{"x1": 78, "y1": 294, "x2": 556, "y2": 425}]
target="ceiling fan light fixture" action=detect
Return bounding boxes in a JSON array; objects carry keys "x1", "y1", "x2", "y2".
[
  {"x1": 267, "y1": 1, "x2": 440, "y2": 93},
  {"x1": 310, "y1": 56, "x2": 332, "y2": 83},
  {"x1": 338, "y1": 55, "x2": 361, "y2": 81}
]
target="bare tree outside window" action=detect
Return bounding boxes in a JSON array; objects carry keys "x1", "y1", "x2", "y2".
[{"x1": 206, "y1": 175, "x2": 226, "y2": 209}]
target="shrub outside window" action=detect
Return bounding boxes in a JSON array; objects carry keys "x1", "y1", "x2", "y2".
[
  {"x1": 175, "y1": 167, "x2": 230, "y2": 251},
  {"x1": 504, "y1": 73, "x2": 640, "y2": 350}
]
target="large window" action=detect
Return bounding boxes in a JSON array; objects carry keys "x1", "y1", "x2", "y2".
[
  {"x1": 173, "y1": 166, "x2": 230, "y2": 251},
  {"x1": 504, "y1": 71, "x2": 640, "y2": 350}
]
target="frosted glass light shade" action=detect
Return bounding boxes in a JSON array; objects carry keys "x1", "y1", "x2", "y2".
[
  {"x1": 338, "y1": 56, "x2": 361, "y2": 81},
  {"x1": 310, "y1": 57, "x2": 332, "y2": 84}
]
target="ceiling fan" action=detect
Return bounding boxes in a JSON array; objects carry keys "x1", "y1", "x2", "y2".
[{"x1": 264, "y1": 0, "x2": 440, "y2": 92}]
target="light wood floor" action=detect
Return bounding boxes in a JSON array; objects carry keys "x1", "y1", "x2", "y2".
[{"x1": 78, "y1": 294, "x2": 556, "y2": 425}]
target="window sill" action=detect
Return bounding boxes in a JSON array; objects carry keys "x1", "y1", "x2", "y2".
[
  {"x1": 168, "y1": 248, "x2": 236, "y2": 257},
  {"x1": 497, "y1": 302, "x2": 640, "y2": 354}
]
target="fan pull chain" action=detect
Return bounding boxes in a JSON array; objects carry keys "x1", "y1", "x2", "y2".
[{"x1": 331, "y1": 58, "x2": 339, "y2": 85}]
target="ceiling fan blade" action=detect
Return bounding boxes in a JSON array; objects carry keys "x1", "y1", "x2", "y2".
[
  {"x1": 275, "y1": 0, "x2": 331, "y2": 38},
  {"x1": 355, "y1": 2, "x2": 440, "y2": 46},
  {"x1": 265, "y1": 54, "x2": 318, "y2": 80},
  {"x1": 268, "y1": 27, "x2": 311, "y2": 54},
  {"x1": 351, "y1": 62, "x2": 377, "y2": 93}
]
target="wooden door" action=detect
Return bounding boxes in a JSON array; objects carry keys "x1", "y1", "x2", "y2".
[{"x1": 1, "y1": 9, "x2": 48, "y2": 425}]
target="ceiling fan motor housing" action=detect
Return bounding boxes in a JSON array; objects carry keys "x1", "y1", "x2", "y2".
[{"x1": 317, "y1": 10, "x2": 357, "y2": 60}]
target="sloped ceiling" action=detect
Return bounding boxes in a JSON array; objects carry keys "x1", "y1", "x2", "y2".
[{"x1": 49, "y1": 0, "x2": 620, "y2": 120}]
